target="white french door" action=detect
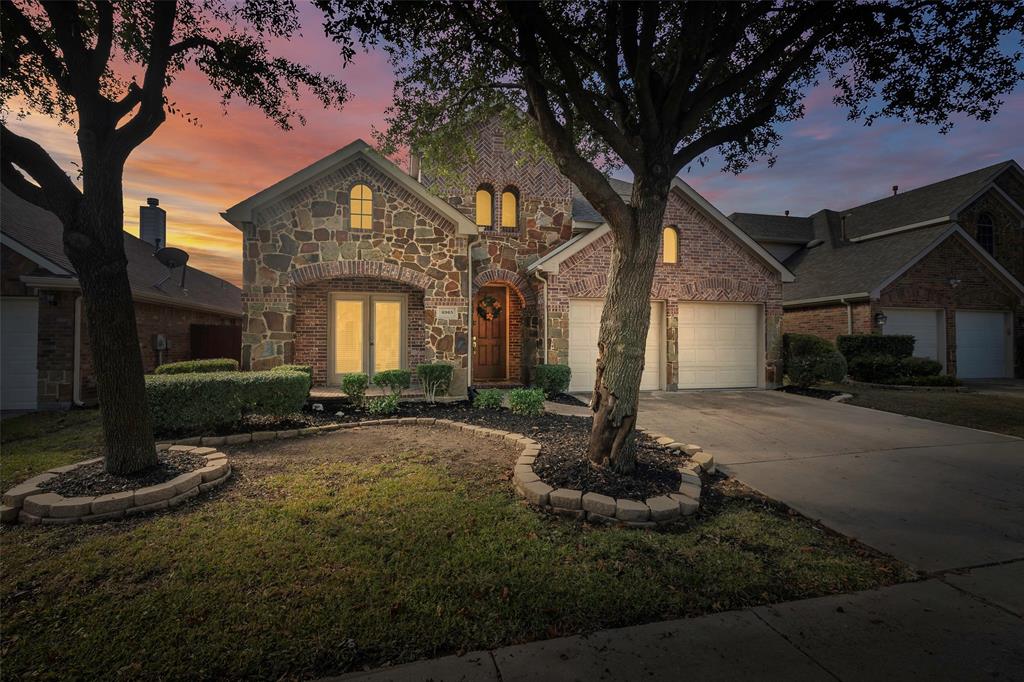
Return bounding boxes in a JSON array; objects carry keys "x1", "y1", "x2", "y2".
[{"x1": 330, "y1": 293, "x2": 406, "y2": 382}]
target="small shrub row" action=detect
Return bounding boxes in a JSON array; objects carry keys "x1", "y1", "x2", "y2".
[
  {"x1": 782, "y1": 333, "x2": 847, "y2": 388},
  {"x1": 532, "y1": 364, "x2": 571, "y2": 398},
  {"x1": 146, "y1": 369, "x2": 310, "y2": 433},
  {"x1": 153, "y1": 358, "x2": 238, "y2": 375},
  {"x1": 271, "y1": 364, "x2": 313, "y2": 379},
  {"x1": 508, "y1": 388, "x2": 545, "y2": 416},
  {"x1": 373, "y1": 369, "x2": 412, "y2": 397},
  {"x1": 473, "y1": 388, "x2": 504, "y2": 410},
  {"x1": 417, "y1": 363, "x2": 454, "y2": 403},
  {"x1": 847, "y1": 354, "x2": 946, "y2": 384},
  {"x1": 366, "y1": 394, "x2": 400, "y2": 415},
  {"x1": 837, "y1": 334, "x2": 915, "y2": 361},
  {"x1": 341, "y1": 373, "x2": 369, "y2": 407}
]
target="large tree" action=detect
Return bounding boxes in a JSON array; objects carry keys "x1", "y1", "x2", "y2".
[
  {"x1": 321, "y1": 0, "x2": 1023, "y2": 473},
  {"x1": 1, "y1": 0, "x2": 350, "y2": 475}
]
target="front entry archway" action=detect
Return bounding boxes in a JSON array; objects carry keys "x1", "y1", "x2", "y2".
[{"x1": 473, "y1": 285, "x2": 508, "y2": 381}]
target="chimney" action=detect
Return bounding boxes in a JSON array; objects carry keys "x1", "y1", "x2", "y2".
[
  {"x1": 784, "y1": 210, "x2": 790, "y2": 217},
  {"x1": 408, "y1": 153, "x2": 421, "y2": 183},
  {"x1": 892, "y1": 185, "x2": 899, "y2": 196},
  {"x1": 841, "y1": 213, "x2": 850, "y2": 241},
  {"x1": 140, "y1": 197, "x2": 166, "y2": 250}
]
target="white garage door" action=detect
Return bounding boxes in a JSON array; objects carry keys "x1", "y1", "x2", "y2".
[
  {"x1": 882, "y1": 308, "x2": 942, "y2": 362},
  {"x1": 1, "y1": 297, "x2": 39, "y2": 410},
  {"x1": 568, "y1": 299, "x2": 662, "y2": 393},
  {"x1": 678, "y1": 303, "x2": 760, "y2": 389},
  {"x1": 956, "y1": 311, "x2": 1010, "y2": 378}
]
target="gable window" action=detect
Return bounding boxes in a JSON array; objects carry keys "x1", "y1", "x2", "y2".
[
  {"x1": 475, "y1": 186, "x2": 494, "y2": 227},
  {"x1": 663, "y1": 226, "x2": 679, "y2": 264},
  {"x1": 501, "y1": 188, "x2": 518, "y2": 229},
  {"x1": 350, "y1": 184, "x2": 373, "y2": 230},
  {"x1": 976, "y1": 213, "x2": 995, "y2": 254}
]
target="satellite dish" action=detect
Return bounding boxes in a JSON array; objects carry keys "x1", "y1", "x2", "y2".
[{"x1": 155, "y1": 247, "x2": 189, "y2": 269}]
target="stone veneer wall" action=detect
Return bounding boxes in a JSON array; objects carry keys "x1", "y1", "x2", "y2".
[
  {"x1": 241, "y1": 158, "x2": 473, "y2": 391},
  {"x1": 543, "y1": 188, "x2": 785, "y2": 388}
]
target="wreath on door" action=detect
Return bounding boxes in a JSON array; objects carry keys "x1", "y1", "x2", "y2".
[{"x1": 476, "y1": 294, "x2": 503, "y2": 321}]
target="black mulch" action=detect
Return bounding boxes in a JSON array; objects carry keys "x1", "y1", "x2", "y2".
[
  {"x1": 545, "y1": 392, "x2": 589, "y2": 407},
  {"x1": 44, "y1": 450, "x2": 207, "y2": 497},
  {"x1": 777, "y1": 385, "x2": 845, "y2": 400}
]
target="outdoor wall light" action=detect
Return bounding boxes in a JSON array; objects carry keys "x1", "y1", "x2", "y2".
[
  {"x1": 874, "y1": 312, "x2": 888, "y2": 327},
  {"x1": 948, "y1": 277, "x2": 961, "y2": 288}
]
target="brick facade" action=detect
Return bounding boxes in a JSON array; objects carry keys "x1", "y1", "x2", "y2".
[{"x1": 783, "y1": 301, "x2": 872, "y2": 343}]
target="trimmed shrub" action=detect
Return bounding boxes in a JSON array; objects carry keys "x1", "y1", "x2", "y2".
[
  {"x1": 154, "y1": 358, "x2": 238, "y2": 375},
  {"x1": 508, "y1": 388, "x2": 545, "y2": 416},
  {"x1": 417, "y1": 363, "x2": 454, "y2": 403},
  {"x1": 533, "y1": 364, "x2": 572, "y2": 398},
  {"x1": 837, "y1": 334, "x2": 915, "y2": 361},
  {"x1": 473, "y1": 388, "x2": 504, "y2": 410},
  {"x1": 783, "y1": 334, "x2": 846, "y2": 388},
  {"x1": 340, "y1": 372, "x2": 369, "y2": 406},
  {"x1": 146, "y1": 369, "x2": 309, "y2": 433},
  {"x1": 899, "y1": 356, "x2": 943, "y2": 378},
  {"x1": 372, "y1": 369, "x2": 412, "y2": 397},
  {"x1": 847, "y1": 354, "x2": 903, "y2": 383},
  {"x1": 271, "y1": 364, "x2": 313, "y2": 379},
  {"x1": 898, "y1": 374, "x2": 961, "y2": 387},
  {"x1": 366, "y1": 394, "x2": 399, "y2": 415}
]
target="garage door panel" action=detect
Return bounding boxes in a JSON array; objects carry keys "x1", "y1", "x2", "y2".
[
  {"x1": 882, "y1": 309, "x2": 941, "y2": 362},
  {"x1": 678, "y1": 302, "x2": 760, "y2": 390},
  {"x1": 569, "y1": 299, "x2": 662, "y2": 392},
  {"x1": 955, "y1": 311, "x2": 1009, "y2": 379},
  {"x1": 1, "y1": 298, "x2": 39, "y2": 410}
]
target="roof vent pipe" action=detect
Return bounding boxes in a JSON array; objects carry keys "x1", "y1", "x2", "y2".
[
  {"x1": 892, "y1": 185, "x2": 899, "y2": 196},
  {"x1": 140, "y1": 197, "x2": 166, "y2": 250},
  {"x1": 784, "y1": 210, "x2": 790, "y2": 217},
  {"x1": 840, "y1": 213, "x2": 850, "y2": 241}
]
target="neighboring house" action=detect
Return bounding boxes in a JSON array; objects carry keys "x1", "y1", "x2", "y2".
[
  {"x1": 732, "y1": 160, "x2": 1024, "y2": 379},
  {"x1": 1, "y1": 188, "x2": 243, "y2": 410},
  {"x1": 222, "y1": 120, "x2": 793, "y2": 396}
]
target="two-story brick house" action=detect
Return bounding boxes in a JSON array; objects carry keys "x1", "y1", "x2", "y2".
[
  {"x1": 222, "y1": 121, "x2": 793, "y2": 396},
  {"x1": 733, "y1": 160, "x2": 1024, "y2": 378}
]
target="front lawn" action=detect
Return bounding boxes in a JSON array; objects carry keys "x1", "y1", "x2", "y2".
[
  {"x1": 826, "y1": 384, "x2": 1024, "y2": 438},
  {"x1": 1, "y1": 412, "x2": 911, "y2": 680}
]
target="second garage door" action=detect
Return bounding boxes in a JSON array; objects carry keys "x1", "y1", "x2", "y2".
[
  {"x1": 882, "y1": 308, "x2": 942, "y2": 362},
  {"x1": 678, "y1": 303, "x2": 760, "y2": 389},
  {"x1": 1, "y1": 297, "x2": 39, "y2": 410},
  {"x1": 568, "y1": 299, "x2": 663, "y2": 393},
  {"x1": 956, "y1": 310, "x2": 1010, "y2": 378}
]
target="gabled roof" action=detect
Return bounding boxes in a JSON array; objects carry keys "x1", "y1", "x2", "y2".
[
  {"x1": 572, "y1": 177, "x2": 633, "y2": 225},
  {"x1": 222, "y1": 139, "x2": 478, "y2": 236},
  {"x1": 1, "y1": 186, "x2": 242, "y2": 317},
  {"x1": 533, "y1": 177, "x2": 795, "y2": 282},
  {"x1": 729, "y1": 213, "x2": 815, "y2": 244}
]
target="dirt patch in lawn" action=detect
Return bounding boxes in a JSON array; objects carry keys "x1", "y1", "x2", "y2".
[{"x1": 43, "y1": 449, "x2": 206, "y2": 497}]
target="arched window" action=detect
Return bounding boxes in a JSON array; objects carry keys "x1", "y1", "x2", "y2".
[
  {"x1": 501, "y1": 188, "x2": 518, "y2": 229},
  {"x1": 350, "y1": 184, "x2": 373, "y2": 230},
  {"x1": 663, "y1": 226, "x2": 679, "y2": 264},
  {"x1": 475, "y1": 186, "x2": 493, "y2": 227},
  {"x1": 976, "y1": 213, "x2": 995, "y2": 254}
]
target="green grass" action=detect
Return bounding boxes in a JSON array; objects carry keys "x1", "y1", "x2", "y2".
[
  {"x1": 827, "y1": 384, "x2": 1024, "y2": 438},
  {"x1": 1, "y1": 410, "x2": 103, "y2": 489},
  {"x1": 0, "y1": 413, "x2": 912, "y2": 680}
]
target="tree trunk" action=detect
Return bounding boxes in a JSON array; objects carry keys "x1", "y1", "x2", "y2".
[
  {"x1": 587, "y1": 183, "x2": 668, "y2": 474},
  {"x1": 64, "y1": 168, "x2": 157, "y2": 476}
]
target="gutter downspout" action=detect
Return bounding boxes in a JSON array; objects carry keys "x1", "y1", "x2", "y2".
[
  {"x1": 840, "y1": 297, "x2": 853, "y2": 335},
  {"x1": 72, "y1": 295, "x2": 84, "y2": 406},
  {"x1": 533, "y1": 270, "x2": 548, "y2": 365},
  {"x1": 466, "y1": 234, "x2": 477, "y2": 389}
]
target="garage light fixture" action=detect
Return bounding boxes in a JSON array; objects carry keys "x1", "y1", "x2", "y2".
[
  {"x1": 948, "y1": 277, "x2": 961, "y2": 288},
  {"x1": 874, "y1": 312, "x2": 888, "y2": 327}
]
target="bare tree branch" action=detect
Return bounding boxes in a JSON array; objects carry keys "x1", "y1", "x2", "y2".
[{"x1": 1, "y1": 123, "x2": 82, "y2": 211}]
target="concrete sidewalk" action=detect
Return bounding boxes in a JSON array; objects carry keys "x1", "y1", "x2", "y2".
[{"x1": 331, "y1": 561, "x2": 1024, "y2": 681}]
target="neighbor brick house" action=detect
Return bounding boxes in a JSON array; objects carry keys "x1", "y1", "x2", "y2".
[
  {"x1": 1, "y1": 188, "x2": 242, "y2": 410},
  {"x1": 222, "y1": 121, "x2": 793, "y2": 396},
  {"x1": 732, "y1": 160, "x2": 1024, "y2": 378}
]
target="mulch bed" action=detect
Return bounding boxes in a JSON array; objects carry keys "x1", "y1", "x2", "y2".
[
  {"x1": 43, "y1": 450, "x2": 207, "y2": 497},
  {"x1": 777, "y1": 385, "x2": 845, "y2": 400},
  {"x1": 545, "y1": 392, "x2": 589, "y2": 407}
]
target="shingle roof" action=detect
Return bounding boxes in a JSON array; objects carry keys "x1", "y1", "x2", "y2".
[
  {"x1": 2, "y1": 186, "x2": 241, "y2": 316},
  {"x1": 729, "y1": 213, "x2": 815, "y2": 243},
  {"x1": 571, "y1": 177, "x2": 633, "y2": 224}
]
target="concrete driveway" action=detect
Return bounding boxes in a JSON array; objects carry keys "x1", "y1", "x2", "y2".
[{"x1": 636, "y1": 390, "x2": 1024, "y2": 573}]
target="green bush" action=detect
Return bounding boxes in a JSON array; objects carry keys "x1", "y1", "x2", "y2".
[
  {"x1": 897, "y1": 374, "x2": 961, "y2": 387},
  {"x1": 533, "y1": 364, "x2": 572, "y2": 398},
  {"x1": 899, "y1": 356, "x2": 943, "y2": 377},
  {"x1": 271, "y1": 364, "x2": 313, "y2": 379},
  {"x1": 847, "y1": 354, "x2": 903, "y2": 383},
  {"x1": 146, "y1": 369, "x2": 309, "y2": 434},
  {"x1": 416, "y1": 363, "x2": 454, "y2": 403},
  {"x1": 508, "y1": 388, "x2": 545, "y2": 416},
  {"x1": 366, "y1": 394, "x2": 399, "y2": 416},
  {"x1": 372, "y1": 369, "x2": 412, "y2": 397},
  {"x1": 473, "y1": 388, "x2": 504, "y2": 410},
  {"x1": 154, "y1": 358, "x2": 238, "y2": 375},
  {"x1": 837, "y1": 334, "x2": 915, "y2": 361},
  {"x1": 783, "y1": 334, "x2": 847, "y2": 388},
  {"x1": 340, "y1": 372, "x2": 369, "y2": 406}
]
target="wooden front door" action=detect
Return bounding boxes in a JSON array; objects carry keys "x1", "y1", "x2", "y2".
[{"x1": 473, "y1": 286, "x2": 506, "y2": 381}]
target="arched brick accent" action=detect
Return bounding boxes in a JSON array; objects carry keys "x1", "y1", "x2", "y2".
[
  {"x1": 473, "y1": 267, "x2": 534, "y2": 303},
  {"x1": 679, "y1": 277, "x2": 769, "y2": 302},
  {"x1": 290, "y1": 260, "x2": 434, "y2": 290}
]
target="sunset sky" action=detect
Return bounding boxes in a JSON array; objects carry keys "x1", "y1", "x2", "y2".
[{"x1": 8, "y1": 5, "x2": 1023, "y2": 286}]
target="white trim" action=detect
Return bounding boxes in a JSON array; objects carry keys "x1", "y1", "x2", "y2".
[
  {"x1": 783, "y1": 293, "x2": 871, "y2": 308},
  {"x1": 18, "y1": 275, "x2": 242, "y2": 318},
  {"x1": 849, "y1": 217, "x2": 951, "y2": 242},
  {"x1": 869, "y1": 224, "x2": 1024, "y2": 299},
  {"x1": 0, "y1": 232, "x2": 72, "y2": 275},
  {"x1": 528, "y1": 225, "x2": 611, "y2": 274},
  {"x1": 221, "y1": 139, "x2": 478, "y2": 236},
  {"x1": 328, "y1": 291, "x2": 409, "y2": 382}
]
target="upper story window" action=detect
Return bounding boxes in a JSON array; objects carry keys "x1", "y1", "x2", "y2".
[
  {"x1": 501, "y1": 188, "x2": 519, "y2": 229},
  {"x1": 350, "y1": 184, "x2": 373, "y2": 230},
  {"x1": 976, "y1": 213, "x2": 995, "y2": 254},
  {"x1": 475, "y1": 186, "x2": 494, "y2": 228},
  {"x1": 663, "y1": 226, "x2": 679, "y2": 264}
]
